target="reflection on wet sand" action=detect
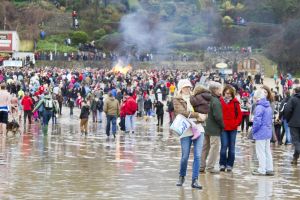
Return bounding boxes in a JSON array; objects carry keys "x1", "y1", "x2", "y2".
[{"x1": 0, "y1": 111, "x2": 299, "y2": 199}]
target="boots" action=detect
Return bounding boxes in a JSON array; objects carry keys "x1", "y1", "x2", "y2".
[
  {"x1": 191, "y1": 178, "x2": 202, "y2": 190},
  {"x1": 176, "y1": 176, "x2": 185, "y2": 186},
  {"x1": 291, "y1": 157, "x2": 298, "y2": 165},
  {"x1": 191, "y1": 126, "x2": 201, "y2": 140},
  {"x1": 291, "y1": 153, "x2": 299, "y2": 165}
]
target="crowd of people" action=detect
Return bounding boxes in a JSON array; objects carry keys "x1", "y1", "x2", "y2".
[
  {"x1": 33, "y1": 50, "x2": 189, "y2": 63},
  {"x1": 206, "y1": 46, "x2": 252, "y2": 54},
  {"x1": 0, "y1": 66, "x2": 300, "y2": 190}
]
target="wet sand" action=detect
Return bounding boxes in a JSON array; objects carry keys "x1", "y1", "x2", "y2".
[{"x1": 0, "y1": 78, "x2": 298, "y2": 199}]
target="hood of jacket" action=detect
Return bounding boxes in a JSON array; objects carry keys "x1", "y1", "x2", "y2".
[
  {"x1": 23, "y1": 95, "x2": 31, "y2": 100},
  {"x1": 294, "y1": 93, "x2": 300, "y2": 98},
  {"x1": 257, "y1": 98, "x2": 270, "y2": 108},
  {"x1": 107, "y1": 96, "x2": 115, "y2": 101},
  {"x1": 193, "y1": 86, "x2": 211, "y2": 101}
]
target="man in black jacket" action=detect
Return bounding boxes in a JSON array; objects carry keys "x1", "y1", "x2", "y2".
[
  {"x1": 279, "y1": 90, "x2": 292, "y2": 145},
  {"x1": 97, "y1": 97, "x2": 104, "y2": 123},
  {"x1": 284, "y1": 87, "x2": 300, "y2": 165}
]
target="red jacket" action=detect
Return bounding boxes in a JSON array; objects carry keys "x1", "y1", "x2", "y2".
[
  {"x1": 241, "y1": 92, "x2": 250, "y2": 98},
  {"x1": 124, "y1": 97, "x2": 138, "y2": 115},
  {"x1": 220, "y1": 97, "x2": 243, "y2": 131},
  {"x1": 21, "y1": 96, "x2": 33, "y2": 111},
  {"x1": 38, "y1": 86, "x2": 45, "y2": 94}
]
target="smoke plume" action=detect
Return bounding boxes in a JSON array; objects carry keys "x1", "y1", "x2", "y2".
[{"x1": 119, "y1": 9, "x2": 167, "y2": 54}]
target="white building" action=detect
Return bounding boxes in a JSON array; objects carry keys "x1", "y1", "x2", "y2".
[{"x1": 0, "y1": 31, "x2": 20, "y2": 53}]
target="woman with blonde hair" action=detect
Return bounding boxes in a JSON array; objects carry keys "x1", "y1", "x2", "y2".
[{"x1": 174, "y1": 79, "x2": 206, "y2": 190}]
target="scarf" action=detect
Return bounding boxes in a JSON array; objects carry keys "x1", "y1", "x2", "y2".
[
  {"x1": 182, "y1": 94, "x2": 194, "y2": 112},
  {"x1": 224, "y1": 97, "x2": 232, "y2": 104}
]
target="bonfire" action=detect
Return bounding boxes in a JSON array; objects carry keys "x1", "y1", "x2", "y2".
[{"x1": 111, "y1": 60, "x2": 132, "y2": 75}]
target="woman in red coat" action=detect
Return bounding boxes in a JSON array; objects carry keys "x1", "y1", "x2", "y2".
[{"x1": 219, "y1": 85, "x2": 242, "y2": 172}]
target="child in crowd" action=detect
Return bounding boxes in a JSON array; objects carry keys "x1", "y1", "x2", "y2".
[
  {"x1": 68, "y1": 97, "x2": 75, "y2": 116},
  {"x1": 190, "y1": 85, "x2": 211, "y2": 140},
  {"x1": 79, "y1": 100, "x2": 90, "y2": 136}
]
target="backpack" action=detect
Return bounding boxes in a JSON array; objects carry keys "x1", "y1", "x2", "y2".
[{"x1": 44, "y1": 99, "x2": 53, "y2": 110}]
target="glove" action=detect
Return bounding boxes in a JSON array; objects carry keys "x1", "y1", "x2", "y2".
[{"x1": 197, "y1": 113, "x2": 207, "y2": 122}]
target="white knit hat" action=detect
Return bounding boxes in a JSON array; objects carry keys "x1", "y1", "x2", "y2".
[
  {"x1": 177, "y1": 79, "x2": 192, "y2": 94},
  {"x1": 253, "y1": 89, "x2": 266, "y2": 100}
]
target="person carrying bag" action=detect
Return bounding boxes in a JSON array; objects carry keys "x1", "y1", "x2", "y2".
[{"x1": 173, "y1": 79, "x2": 206, "y2": 190}]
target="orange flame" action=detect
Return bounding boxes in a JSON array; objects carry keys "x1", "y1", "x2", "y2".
[{"x1": 112, "y1": 60, "x2": 132, "y2": 74}]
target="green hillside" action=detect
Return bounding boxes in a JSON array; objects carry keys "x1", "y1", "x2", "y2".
[{"x1": 0, "y1": 0, "x2": 300, "y2": 72}]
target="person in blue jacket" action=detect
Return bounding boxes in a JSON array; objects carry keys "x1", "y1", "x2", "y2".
[{"x1": 252, "y1": 89, "x2": 274, "y2": 176}]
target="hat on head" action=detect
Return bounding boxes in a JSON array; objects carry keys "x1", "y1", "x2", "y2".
[
  {"x1": 177, "y1": 79, "x2": 192, "y2": 94},
  {"x1": 253, "y1": 89, "x2": 266, "y2": 101}
]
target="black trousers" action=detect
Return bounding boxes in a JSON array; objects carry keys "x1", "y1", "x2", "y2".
[
  {"x1": 274, "y1": 124, "x2": 282, "y2": 144},
  {"x1": 70, "y1": 107, "x2": 73, "y2": 115},
  {"x1": 290, "y1": 127, "x2": 300, "y2": 159},
  {"x1": 241, "y1": 115, "x2": 249, "y2": 132},
  {"x1": 119, "y1": 117, "x2": 125, "y2": 131},
  {"x1": 59, "y1": 103, "x2": 63, "y2": 115},
  {"x1": 157, "y1": 114, "x2": 164, "y2": 126},
  {"x1": 24, "y1": 110, "x2": 32, "y2": 124}
]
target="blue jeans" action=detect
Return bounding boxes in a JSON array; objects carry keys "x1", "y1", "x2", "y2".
[
  {"x1": 146, "y1": 109, "x2": 152, "y2": 116},
  {"x1": 98, "y1": 111, "x2": 103, "y2": 122},
  {"x1": 283, "y1": 119, "x2": 291, "y2": 144},
  {"x1": 52, "y1": 112, "x2": 57, "y2": 124},
  {"x1": 125, "y1": 115, "x2": 135, "y2": 132},
  {"x1": 179, "y1": 133, "x2": 204, "y2": 180},
  {"x1": 106, "y1": 115, "x2": 117, "y2": 136},
  {"x1": 219, "y1": 130, "x2": 237, "y2": 168},
  {"x1": 42, "y1": 110, "x2": 53, "y2": 126}
]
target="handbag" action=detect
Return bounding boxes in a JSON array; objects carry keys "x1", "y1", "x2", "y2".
[{"x1": 170, "y1": 114, "x2": 191, "y2": 136}]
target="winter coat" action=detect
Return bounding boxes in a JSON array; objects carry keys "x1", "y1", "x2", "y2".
[
  {"x1": 124, "y1": 96, "x2": 138, "y2": 115},
  {"x1": 279, "y1": 95, "x2": 291, "y2": 119},
  {"x1": 190, "y1": 86, "x2": 211, "y2": 114},
  {"x1": 144, "y1": 99, "x2": 152, "y2": 111},
  {"x1": 167, "y1": 100, "x2": 174, "y2": 112},
  {"x1": 173, "y1": 95, "x2": 199, "y2": 138},
  {"x1": 21, "y1": 96, "x2": 33, "y2": 111},
  {"x1": 173, "y1": 96, "x2": 199, "y2": 119},
  {"x1": 33, "y1": 94, "x2": 55, "y2": 112},
  {"x1": 68, "y1": 99, "x2": 75, "y2": 108},
  {"x1": 97, "y1": 98, "x2": 104, "y2": 112},
  {"x1": 220, "y1": 97, "x2": 243, "y2": 131},
  {"x1": 252, "y1": 98, "x2": 273, "y2": 140},
  {"x1": 80, "y1": 105, "x2": 90, "y2": 119},
  {"x1": 284, "y1": 93, "x2": 300, "y2": 127},
  {"x1": 104, "y1": 96, "x2": 120, "y2": 116},
  {"x1": 53, "y1": 100, "x2": 60, "y2": 114},
  {"x1": 57, "y1": 94, "x2": 64, "y2": 104},
  {"x1": 90, "y1": 99, "x2": 98, "y2": 111},
  {"x1": 240, "y1": 100, "x2": 251, "y2": 116},
  {"x1": 155, "y1": 101, "x2": 164, "y2": 116},
  {"x1": 205, "y1": 94, "x2": 224, "y2": 136}
]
